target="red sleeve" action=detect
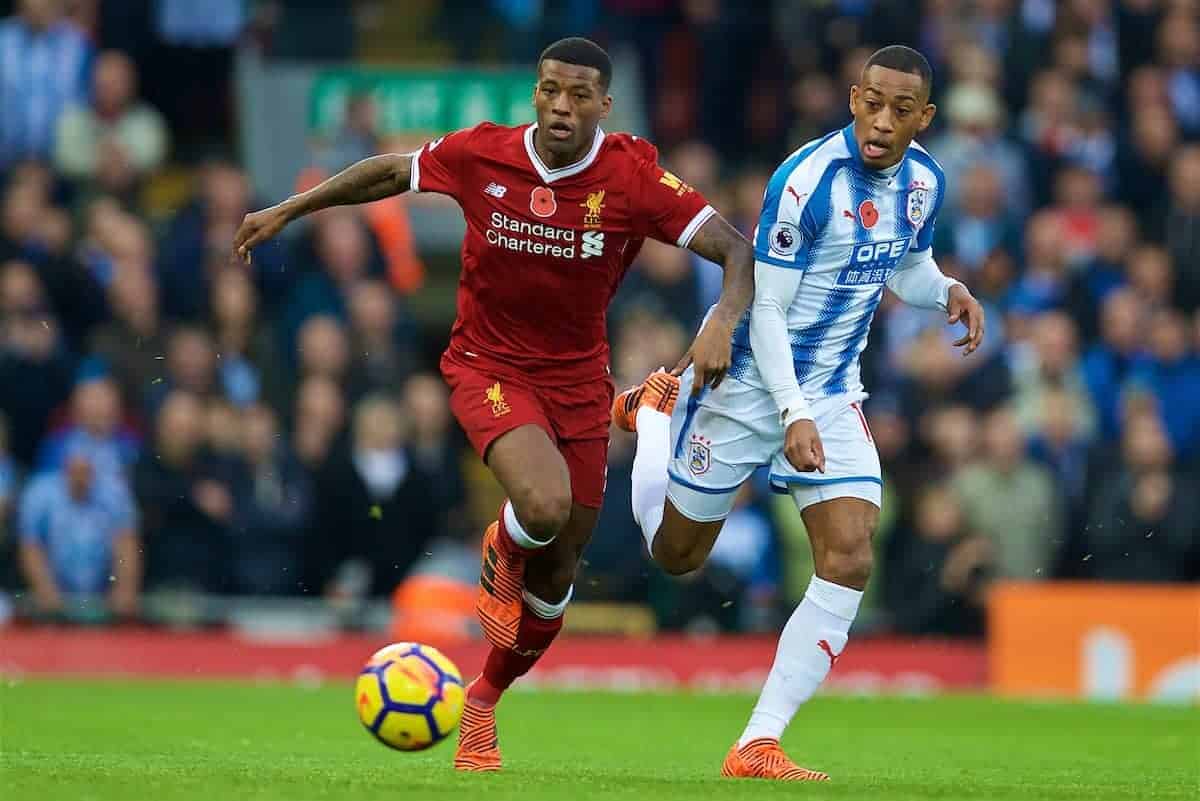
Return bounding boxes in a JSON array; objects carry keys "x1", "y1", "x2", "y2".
[
  {"x1": 409, "y1": 126, "x2": 476, "y2": 199},
  {"x1": 630, "y1": 147, "x2": 716, "y2": 247}
]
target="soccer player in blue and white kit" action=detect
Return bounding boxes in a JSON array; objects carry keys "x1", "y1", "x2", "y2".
[{"x1": 612, "y1": 46, "x2": 985, "y2": 780}]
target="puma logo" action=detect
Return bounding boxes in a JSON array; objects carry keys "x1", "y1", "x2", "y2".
[{"x1": 817, "y1": 639, "x2": 841, "y2": 669}]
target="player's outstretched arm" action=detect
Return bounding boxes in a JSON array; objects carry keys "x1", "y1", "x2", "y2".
[
  {"x1": 233, "y1": 153, "x2": 413, "y2": 262},
  {"x1": 672, "y1": 214, "x2": 755, "y2": 394}
]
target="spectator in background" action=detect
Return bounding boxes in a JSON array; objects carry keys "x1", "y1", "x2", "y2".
[
  {"x1": 54, "y1": 49, "x2": 169, "y2": 196},
  {"x1": 209, "y1": 266, "x2": 280, "y2": 408},
  {"x1": 1049, "y1": 166, "x2": 1103, "y2": 265},
  {"x1": 75, "y1": 199, "x2": 152, "y2": 289},
  {"x1": 1128, "y1": 308, "x2": 1200, "y2": 463},
  {"x1": 294, "y1": 315, "x2": 352, "y2": 399},
  {"x1": 0, "y1": 260, "x2": 73, "y2": 466},
  {"x1": 916, "y1": 404, "x2": 979, "y2": 482},
  {"x1": 1158, "y1": 9, "x2": 1200, "y2": 138},
  {"x1": 895, "y1": 320, "x2": 1011, "y2": 415},
  {"x1": 229, "y1": 403, "x2": 311, "y2": 595},
  {"x1": 1028, "y1": 385, "x2": 1094, "y2": 533},
  {"x1": 931, "y1": 82, "x2": 1030, "y2": 220},
  {"x1": 17, "y1": 446, "x2": 140, "y2": 619},
  {"x1": 0, "y1": 0, "x2": 92, "y2": 167},
  {"x1": 613, "y1": 239, "x2": 701, "y2": 333},
  {"x1": 311, "y1": 394, "x2": 439, "y2": 599},
  {"x1": 1019, "y1": 69, "x2": 1081, "y2": 205},
  {"x1": 145, "y1": 325, "x2": 220, "y2": 414},
  {"x1": 88, "y1": 259, "x2": 166, "y2": 408},
  {"x1": 159, "y1": 159, "x2": 284, "y2": 319},
  {"x1": 664, "y1": 140, "x2": 725, "y2": 310},
  {"x1": 291, "y1": 375, "x2": 345, "y2": 472},
  {"x1": 281, "y1": 211, "x2": 374, "y2": 357},
  {"x1": 1164, "y1": 145, "x2": 1200, "y2": 312},
  {"x1": 311, "y1": 93, "x2": 379, "y2": 174},
  {"x1": 0, "y1": 176, "x2": 106, "y2": 348},
  {"x1": 1007, "y1": 211, "x2": 1072, "y2": 315},
  {"x1": 1125, "y1": 244, "x2": 1174, "y2": 310},
  {"x1": 1119, "y1": 105, "x2": 1179, "y2": 236},
  {"x1": 204, "y1": 397, "x2": 244, "y2": 463},
  {"x1": 1067, "y1": 205, "x2": 1138, "y2": 340},
  {"x1": 347, "y1": 280, "x2": 420, "y2": 397},
  {"x1": 885, "y1": 483, "x2": 989, "y2": 637},
  {"x1": 1086, "y1": 411, "x2": 1198, "y2": 582},
  {"x1": 935, "y1": 162, "x2": 1020, "y2": 273},
  {"x1": 403, "y1": 373, "x2": 468, "y2": 537},
  {"x1": 954, "y1": 406, "x2": 1061, "y2": 580},
  {"x1": 134, "y1": 390, "x2": 234, "y2": 593},
  {"x1": 1082, "y1": 288, "x2": 1147, "y2": 443},
  {"x1": 787, "y1": 72, "x2": 843, "y2": 151},
  {"x1": 1009, "y1": 312, "x2": 1096, "y2": 439},
  {"x1": 35, "y1": 375, "x2": 139, "y2": 477}
]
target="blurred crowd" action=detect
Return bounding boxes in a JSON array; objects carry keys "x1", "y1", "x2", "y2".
[{"x1": 0, "y1": 0, "x2": 1197, "y2": 638}]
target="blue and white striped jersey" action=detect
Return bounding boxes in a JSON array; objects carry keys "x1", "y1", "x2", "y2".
[{"x1": 729, "y1": 123, "x2": 946, "y2": 401}]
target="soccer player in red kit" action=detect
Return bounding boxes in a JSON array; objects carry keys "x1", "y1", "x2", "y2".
[{"x1": 233, "y1": 37, "x2": 754, "y2": 770}]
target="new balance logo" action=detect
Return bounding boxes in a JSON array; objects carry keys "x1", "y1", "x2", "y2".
[{"x1": 484, "y1": 182, "x2": 507, "y2": 198}]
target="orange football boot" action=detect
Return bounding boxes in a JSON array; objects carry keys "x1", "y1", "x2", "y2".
[
  {"x1": 476, "y1": 520, "x2": 524, "y2": 650},
  {"x1": 612, "y1": 369, "x2": 680, "y2": 433},
  {"x1": 453, "y1": 696, "x2": 501, "y2": 772},
  {"x1": 721, "y1": 738, "x2": 829, "y2": 782}
]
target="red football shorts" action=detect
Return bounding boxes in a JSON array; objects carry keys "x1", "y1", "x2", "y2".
[{"x1": 440, "y1": 351, "x2": 614, "y2": 509}]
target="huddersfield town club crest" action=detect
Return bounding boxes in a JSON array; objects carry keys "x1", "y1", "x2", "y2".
[
  {"x1": 688, "y1": 433, "x2": 712, "y2": 475},
  {"x1": 907, "y1": 187, "x2": 928, "y2": 224}
]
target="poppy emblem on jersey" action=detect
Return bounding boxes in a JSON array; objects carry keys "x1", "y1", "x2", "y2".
[
  {"x1": 768, "y1": 221, "x2": 800, "y2": 257},
  {"x1": 581, "y1": 190, "x2": 605, "y2": 228},
  {"x1": 688, "y1": 433, "x2": 712, "y2": 476},
  {"x1": 907, "y1": 187, "x2": 928, "y2": 224},
  {"x1": 485, "y1": 382, "x2": 511, "y2": 417},
  {"x1": 858, "y1": 200, "x2": 879, "y2": 229},
  {"x1": 530, "y1": 186, "x2": 557, "y2": 218}
]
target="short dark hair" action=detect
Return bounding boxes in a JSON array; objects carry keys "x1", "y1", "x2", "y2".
[
  {"x1": 862, "y1": 45, "x2": 933, "y2": 96},
  {"x1": 538, "y1": 37, "x2": 612, "y2": 90}
]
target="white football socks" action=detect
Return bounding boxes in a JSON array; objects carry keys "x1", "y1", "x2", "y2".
[
  {"x1": 503, "y1": 499, "x2": 555, "y2": 549},
  {"x1": 739, "y1": 575, "x2": 863, "y2": 746},
  {"x1": 630, "y1": 407, "x2": 672, "y2": 554}
]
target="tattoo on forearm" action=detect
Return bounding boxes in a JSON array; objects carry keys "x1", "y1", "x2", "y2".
[{"x1": 297, "y1": 154, "x2": 411, "y2": 213}]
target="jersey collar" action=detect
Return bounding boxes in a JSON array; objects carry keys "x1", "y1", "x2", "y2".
[
  {"x1": 524, "y1": 123, "x2": 606, "y2": 184},
  {"x1": 842, "y1": 123, "x2": 904, "y2": 179}
]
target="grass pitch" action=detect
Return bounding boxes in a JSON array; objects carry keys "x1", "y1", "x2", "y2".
[{"x1": 2, "y1": 679, "x2": 1196, "y2": 800}]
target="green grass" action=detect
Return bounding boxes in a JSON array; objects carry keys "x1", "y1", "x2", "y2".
[{"x1": 2, "y1": 679, "x2": 1197, "y2": 800}]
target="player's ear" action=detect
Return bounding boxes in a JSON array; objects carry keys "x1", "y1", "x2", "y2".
[
  {"x1": 848, "y1": 84, "x2": 859, "y2": 117},
  {"x1": 917, "y1": 102, "x2": 937, "y2": 133},
  {"x1": 600, "y1": 93, "x2": 612, "y2": 120}
]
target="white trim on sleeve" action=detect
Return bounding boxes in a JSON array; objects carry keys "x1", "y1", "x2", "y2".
[
  {"x1": 676, "y1": 204, "x2": 716, "y2": 248},
  {"x1": 408, "y1": 149, "x2": 422, "y2": 192}
]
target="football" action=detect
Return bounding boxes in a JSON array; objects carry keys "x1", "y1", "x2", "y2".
[{"x1": 355, "y1": 642, "x2": 465, "y2": 751}]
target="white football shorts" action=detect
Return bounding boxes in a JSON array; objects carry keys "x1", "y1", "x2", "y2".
[{"x1": 666, "y1": 365, "x2": 882, "y2": 521}]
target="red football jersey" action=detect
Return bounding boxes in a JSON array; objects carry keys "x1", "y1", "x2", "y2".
[{"x1": 410, "y1": 122, "x2": 714, "y2": 386}]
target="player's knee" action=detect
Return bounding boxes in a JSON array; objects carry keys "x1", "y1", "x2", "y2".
[
  {"x1": 653, "y1": 536, "x2": 706, "y2": 576},
  {"x1": 516, "y1": 490, "x2": 572, "y2": 541},
  {"x1": 821, "y1": 541, "x2": 874, "y2": 588}
]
